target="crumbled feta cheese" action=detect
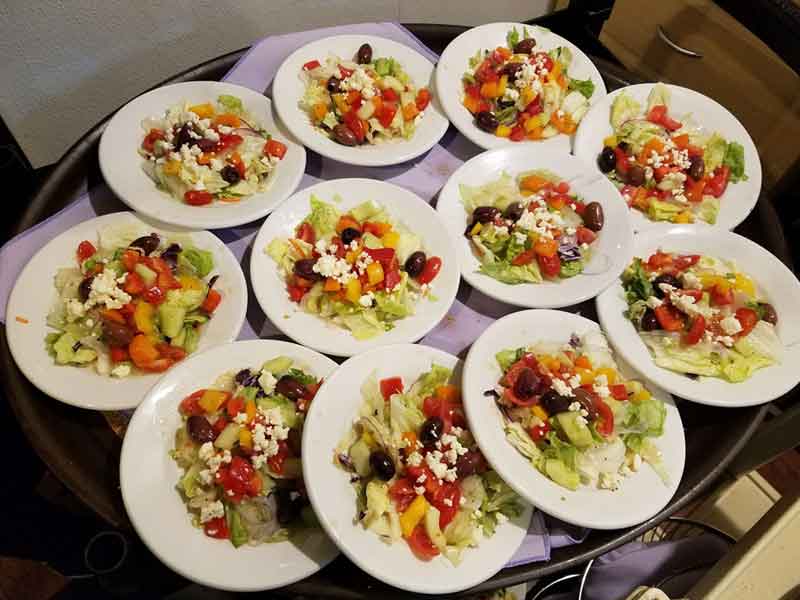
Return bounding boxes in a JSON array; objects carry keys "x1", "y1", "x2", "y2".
[
  {"x1": 200, "y1": 500, "x2": 225, "y2": 523},
  {"x1": 85, "y1": 269, "x2": 131, "y2": 310},
  {"x1": 720, "y1": 315, "x2": 743, "y2": 335},
  {"x1": 358, "y1": 292, "x2": 375, "y2": 308},
  {"x1": 407, "y1": 451, "x2": 423, "y2": 467},
  {"x1": 442, "y1": 498, "x2": 453, "y2": 507},
  {"x1": 416, "y1": 473, "x2": 427, "y2": 484},
  {"x1": 65, "y1": 299, "x2": 87, "y2": 322},
  {"x1": 111, "y1": 363, "x2": 131, "y2": 378},
  {"x1": 443, "y1": 468, "x2": 458, "y2": 482},
  {"x1": 681, "y1": 271, "x2": 702, "y2": 290},
  {"x1": 425, "y1": 450, "x2": 448, "y2": 480},
  {"x1": 258, "y1": 369, "x2": 277, "y2": 395},
  {"x1": 513, "y1": 231, "x2": 528, "y2": 244},
  {"x1": 217, "y1": 125, "x2": 233, "y2": 135},
  {"x1": 414, "y1": 486, "x2": 425, "y2": 495},
  {"x1": 198, "y1": 469, "x2": 213, "y2": 485},
  {"x1": 568, "y1": 374, "x2": 581, "y2": 389},
  {"x1": 198, "y1": 442, "x2": 215, "y2": 462},
  {"x1": 493, "y1": 225, "x2": 509, "y2": 236},
  {"x1": 670, "y1": 291, "x2": 714, "y2": 318},
  {"x1": 568, "y1": 401, "x2": 581, "y2": 412},
  {"x1": 313, "y1": 254, "x2": 355, "y2": 284},
  {"x1": 716, "y1": 335, "x2": 735, "y2": 347},
  {"x1": 646, "y1": 296, "x2": 663, "y2": 309},
  {"x1": 551, "y1": 377, "x2": 575, "y2": 397}
]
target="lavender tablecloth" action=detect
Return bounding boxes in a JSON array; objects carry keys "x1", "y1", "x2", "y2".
[{"x1": 0, "y1": 22, "x2": 588, "y2": 565}]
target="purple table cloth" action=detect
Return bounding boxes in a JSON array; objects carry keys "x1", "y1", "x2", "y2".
[{"x1": 0, "y1": 22, "x2": 587, "y2": 565}]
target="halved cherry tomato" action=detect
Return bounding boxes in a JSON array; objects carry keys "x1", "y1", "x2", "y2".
[
  {"x1": 511, "y1": 249, "x2": 536, "y2": 266},
  {"x1": 529, "y1": 421, "x2": 550, "y2": 442},
  {"x1": 683, "y1": 314, "x2": 706, "y2": 345},
  {"x1": 537, "y1": 253, "x2": 561, "y2": 278},
  {"x1": 302, "y1": 59, "x2": 321, "y2": 71},
  {"x1": 592, "y1": 395, "x2": 614, "y2": 436},
  {"x1": 416, "y1": 88, "x2": 431, "y2": 111},
  {"x1": 389, "y1": 478, "x2": 417, "y2": 513},
  {"x1": 735, "y1": 307, "x2": 759, "y2": 337},
  {"x1": 265, "y1": 139, "x2": 287, "y2": 159},
  {"x1": 704, "y1": 166, "x2": 730, "y2": 198},
  {"x1": 110, "y1": 346, "x2": 129, "y2": 363},
  {"x1": 609, "y1": 384, "x2": 629, "y2": 400},
  {"x1": 201, "y1": 289, "x2": 222, "y2": 313},
  {"x1": 407, "y1": 525, "x2": 440, "y2": 560},
  {"x1": 380, "y1": 377, "x2": 404, "y2": 401},
  {"x1": 576, "y1": 227, "x2": 596, "y2": 245},
  {"x1": 431, "y1": 483, "x2": 461, "y2": 529},
  {"x1": 555, "y1": 181, "x2": 570, "y2": 194},
  {"x1": 710, "y1": 283, "x2": 734, "y2": 306},
  {"x1": 122, "y1": 271, "x2": 145, "y2": 295},
  {"x1": 184, "y1": 190, "x2": 214, "y2": 206},
  {"x1": 143, "y1": 286, "x2": 165, "y2": 305},
  {"x1": 77, "y1": 240, "x2": 97, "y2": 263},
  {"x1": 673, "y1": 254, "x2": 701, "y2": 271},
  {"x1": 180, "y1": 390, "x2": 206, "y2": 415},
  {"x1": 141, "y1": 128, "x2": 165, "y2": 152},
  {"x1": 654, "y1": 304, "x2": 685, "y2": 331},
  {"x1": 204, "y1": 516, "x2": 229, "y2": 539},
  {"x1": 417, "y1": 257, "x2": 442, "y2": 284}
]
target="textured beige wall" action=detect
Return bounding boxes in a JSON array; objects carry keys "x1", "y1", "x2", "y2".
[{"x1": 0, "y1": 0, "x2": 553, "y2": 167}]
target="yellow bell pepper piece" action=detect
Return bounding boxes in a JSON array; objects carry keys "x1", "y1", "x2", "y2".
[
  {"x1": 133, "y1": 301, "x2": 155, "y2": 336},
  {"x1": 199, "y1": 389, "x2": 229, "y2": 414},
  {"x1": 382, "y1": 230, "x2": 400, "y2": 249},
  {"x1": 633, "y1": 388, "x2": 652, "y2": 403},
  {"x1": 366, "y1": 261, "x2": 384, "y2": 285},
  {"x1": 734, "y1": 273, "x2": 756, "y2": 297},
  {"x1": 495, "y1": 124, "x2": 512, "y2": 138},
  {"x1": 532, "y1": 405, "x2": 549, "y2": 421},
  {"x1": 576, "y1": 368, "x2": 595, "y2": 385},
  {"x1": 312, "y1": 102, "x2": 328, "y2": 121},
  {"x1": 400, "y1": 495, "x2": 429, "y2": 538},
  {"x1": 603, "y1": 135, "x2": 618, "y2": 148},
  {"x1": 333, "y1": 94, "x2": 350, "y2": 114},
  {"x1": 177, "y1": 275, "x2": 204, "y2": 291},
  {"x1": 245, "y1": 398, "x2": 256, "y2": 423},
  {"x1": 671, "y1": 211, "x2": 693, "y2": 224},
  {"x1": 470, "y1": 222, "x2": 483, "y2": 236},
  {"x1": 496, "y1": 74, "x2": 508, "y2": 97},
  {"x1": 524, "y1": 116, "x2": 542, "y2": 133},
  {"x1": 162, "y1": 160, "x2": 181, "y2": 176},
  {"x1": 520, "y1": 86, "x2": 536, "y2": 107},
  {"x1": 188, "y1": 103, "x2": 215, "y2": 119},
  {"x1": 238, "y1": 428, "x2": 253, "y2": 450},
  {"x1": 595, "y1": 367, "x2": 618, "y2": 385},
  {"x1": 548, "y1": 61, "x2": 562, "y2": 83},
  {"x1": 345, "y1": 278, "x2": 362, "y2": 304}
]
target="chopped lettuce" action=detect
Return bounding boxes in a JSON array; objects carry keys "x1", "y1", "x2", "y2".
[
  {"x1": 610, "y1": 92, "x2": 642, "y2": 129},
  {"x1": 179, "y1": 247, "x2": 214, "y2": 278},
  {"x1": 703, "y1": 133, "x2": 728, "y2": 173},
  {"x1": 568, "y1": 77, "x2": 595, "y2": 99},
  {"x1": 648, "y1": 199, "x2": 684, "y2": 222},
  {"x1": 645, "y1": 83, "x2": 671, "y2": 112},
  {"x1": 698, "y1": 196, "x2": 720, "y2": 224},
  {"x1": 496, "y1": 347, "x2": 524, "y2": 371},
  {"x1": 723, "y1": 141, "x2": 747, "y2": 182},
  {"x1": 616, "y1": 119, "x2": 664, "y2": 154},
  {"x1": 621, "y1": 257, "x2": 654, "y2": 303},
  {"x1": 459, "y1": 172, "x2": 518, "y2": 214},
  {"x1": 306, "y1": 195, "x2": 340, "y2": 238},
  {"x1": 217, "y1": 94, "x2": 244, "y2": 115},
  {"x1": 480, "y1": 260, "x2": 542, "y2": 284}
]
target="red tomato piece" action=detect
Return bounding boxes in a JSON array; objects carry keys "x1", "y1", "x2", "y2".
[
  {"x1": 296, "y1": 222, "x2": 316, "y2": 245},
  {"x1": 264, "y1": 139, "x2": 287, "y2": 159},
  {"x1": 77, "y1": 240, "x2": 97, "y2": 263},
  {"x1": 268, "y1": 440, "x2": 290, "y2": 475},
  {"x1": 110, "y1": 346, "x2": 130, "y2": 363},
  {"x1": 529, "y1": 421, "x2": 550, "y2": 442},
  {"x1": 141, "y1": 128, "x2": 165, "y2": 153},
  {"x1": 511, "y1": 249, "x2": 536, "y2": 266},
  {"x1": 342, "y1": 111, "x2": 366, "y2": 142},
  {"x1": 384, "y1": 268, "x2": 402, "y2": 291},
  {"x1": 575, "y1": 227, "x2": 596, "y2": 245},
  {"x1": 226, "y1": 395, "x2": 245, "y2": 417},
  {"x1": 121, "y1": 249, "x2": 140, "y2": 272},
  {"x1": 673, "y1": 254, "x2": 701, "y2": 271},
  {"x1": 184, "y1": 190, "x2": 214, "y2": 206},
  {"x1": 710, "y1": 284, "x2": 734, "y2": 306},
  {"x1": 417, "y1": 257, "x2": 442, "y2": 284},
  {"x1": 683, "y1": 314, "x2": 706, "y2": 345},
  {"x1": 593, "y1": 395, "x2": 614, "y2": 436},
  {"x1": 201, "y1": 289, "x2": 222, "y2": 313},
  {"x1": 122, "y1": 271, "x2": 145, "y2": 296},
  {"x1": 203, "y1": 516, "x2": 230, "y2": 539},
  {"x1": 376, "y1": 101, "x2": 398, "y2": 128},
  {"x1": 609, "y1": 384, "x2": 629, "y2": 400},
  {"x1": 525, "y1": 95, "x2": 543, "y2": 115},
  {"x1": 364, "y1": 247, "x2": 396, "y2": 269},
  {"x1": 647, "y1": 104, "x2": 667, "y2": 125},
  {"x1": 415, "y1": 88, "x2": 431, "y2": 111},
  {"x1": 382, "y1": 88, "x2": 399, "y2": 102},
  {"x1": 216, "y1": 133, "x2": 243, "y2": 152},
  {"x1": 287, "y1": 285, "x2": 306, "y2": 303},
  {"x1": 407, "y1": 525, "x2": 440, "y2": 560},
  {"x1": 704, "y1": 166, "x2": 730, "y2": 198},
  {"x1": 654, "y1": 304, "x2": 685, "y2": 331},
  {"x1": 180, "y1": 390, "x2": 206, "y2": 416},
  {"x1": 431, "y1": 483, "x2": 461, "y2": 529},
  {"x1": 614, "y1": 146, "x2": 629, "y2": 176},
  {"x1": 509, "y1": 126, "x2": 525, "y2": 142},
  {"x1": 555, "y1": 181, "x2": 570, "y2": 194},
  {"x1": 302, "y1": 59, "x2": 321, "y2": 71},
  {"x1": 537, "y1": 253, "x2": 561, "y2": 278},
  {"x1": 143, "y1": 286, "x2": 165, "y2": 305},
  {"x1": 380, "y1": 377, "x2": 404, "y2": 401},
  {"x1": 532, "y1": 52, "x2": 554, "y2": 73},
  {"x1": 647, "y1": 251, "x2": 674, "y2": 271},
  {"x1": 212, "y1": 417, "x2": 228, "y2": 436},
  {"x1": 389, "y1": 478, "x2": 417, "y2": 513},
  {"x1": 735, "y1": 307, "x2": 759, "y2": 337},
  {"x1": 338, "y1": 65, "x2": 354, "y2": 78}
]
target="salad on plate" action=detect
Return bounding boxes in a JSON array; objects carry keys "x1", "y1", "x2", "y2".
[
  {"x1": 300, "y1": 42, "x2": 432, "y2": 146},
  {"x1": 335, "y1": 365, "x2": 522, "y2": 563},
  {"x1": 491, "y1": 331, "x2": 668, "y2": 491},
  {"x1": 139, "y1": 94, "x2": 288, "y2": 206},
  {"x1": 267, "y1": 196, "x2": 443, "y2": 340},
  {"x1": 621, "y1": 250, "x2": 781, "y2": 382},
  {"x1": 46, "y1": 228, "x2": 223, "y2": 377},
  {"x1": 173, "y1": 356, "x2": 321, "y2": 547},
  {"x1": 460, "y1": 170, "x2": 604, "y2": 283},
  {"x1": 596, "y1": 83, "x2": 747, "y2": 224},
  {"x1": 461, "y1": 26, "x2": 595, "y2": 142}
]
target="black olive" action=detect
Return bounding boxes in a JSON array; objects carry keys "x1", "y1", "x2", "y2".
[
  {"x1": 276, "y1": 376, "x2": 305, "y2": 400},
  {"x1": 369, "y1": 450, "x2": 395, "y2": 481},
  {"x1": 473, "y1": 206, "x2": 500, "y2": 223},
  {"x1": 340, "y1": 227, "x2": 361, "y2": 246},
  {"x1": 404, "y1": 251, "x2": 427, "y2": 278},
  {"x1": 597, "y1": 146, "x2": 616, "y2": 173},
  {"x1": 653, "y1": 273, "x2": 682, "y2": 298},
  {"x1": 357, "y1": 43, "x2": 373, "y2": 64},
  {"x1": 78, "y1": 276, "x2": 94, "y2": 302},
  {"x1": 288, "y1": 428, "x2": 303, "y2": 456},
  {"x1": 235, "y1": 368, "x2": 258, "y2": 387},
  {"x1": 332, "y1": 124, "x2": 358, "y2": 146},
  {"x1": 326, "y1": 77, "x2": 342, "y2": 94},
  {"x1": 187, "y1": 416, "x2": 215, "y2": 443},
  {"x1": 513, "y1": 38, "x2": 537, "y2": 54},
  {"x1": 293, "y1": 258, "x2": 322, "y2": 281},
  {"x1": 513, "y1": 367, "x2": 540, "y2": 399},
  {"x1": 540, "y1": 390, "x2": 572, "y2": 415},
  {"x1": 275, "y1": 488, "x2": 302, "y2": 525},
  {"x1": 455, "y1": 450, "x2": 483, "y2": 478},
  {"x1": 500, "y1": 62, "x2": 524, "y2": 80},
  {"x1": 129, "y1": 233, "x2": 160, "y2": 255},
  {"x1": 572, "y1": 388, "x2": 598, "y2": 421},
  {"x1": 641, "y1": 308, "x2": 661, "y2": 331},
  {"x1": 617, "y1": 141, "x2": 629, "y2": 153},
  {"x1": 626, "y1": 164, "x2": 645, "y2": 186},
  {"x1": 583, "y1": 202, "x2": 605, "y2": 232},
  {"x1": 160, "y1": 243, "x2": 181, "y2": 271},
  {"x1": 196, "y1": 138, "x2": 217, "y2": 153},
  {"x1": 419, "y1": 416, "x2": 444, "y2": 447},
  {"x1": 220, "y1": 165, "x2": 241, "y2": 185},
  {"x1": 759, "y1": 302, "x2": 778, "y2": 326},
  {"x1": 503, "y1": 202, "x2": 524, "y2": 222},
  {"x1": 475, "y1": 111, "x2": 499, "y2": 133},
  {"x1": 173, "y1": 124, "x2": 194, "y2": 150},
  {"x1": 102, "y1": 320, "x2": 135, "y2": 347},
  {"x1": 688, "y1": 155, "x2": 705, "y2": 181}
]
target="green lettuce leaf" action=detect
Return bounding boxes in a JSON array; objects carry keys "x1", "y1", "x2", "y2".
[
  {"x1": 722, "y1": 141, "x2": 747, "y2": 183},
  {"x1": 621, "y1": 257, "x2": 654, "y2": 303},
  {"x1": 645, "y1": 83, "x2": 671, "y2": 112},
  {"x1": 703, "y1": 133, "x2": 728, "y2": 173},
  {"x1": 479, "y1": 259, "x2": 542, "y2": 284},
  {"x1": 611, "y1": 92, "x2": 642, "y2": 129},
  {"x1": 217, "y1": 94, "x2": 244, "y2": 115},
  {"x1": 305, "y1": 195, "x2": 340, "y2": 239},
  {"x1": 179, "y1": 248, "x2": 214, "y2": 278},
  {"x1": 568, "y1": 77, "x2": 595, "y2": 99}
]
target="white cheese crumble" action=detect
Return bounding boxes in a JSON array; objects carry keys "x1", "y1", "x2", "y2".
[
  {"x1": 200, "y1": 500, "x2": 225, "y2": 523},
  {"x1": 551, "y1": 377, "x2": 575, "y2": 397},
  {"x1": 646, "y1": 296, "x2": 663, "y2": 309},
  {"x1": 258, "y1": 370, "x2": 277, "y2": 395},
  {"x1": 720, "y1": 315, "x2": 743, "y2": 335},
  {"x1": 111, "y1": 363, "x2": 131, "y2": 378}
]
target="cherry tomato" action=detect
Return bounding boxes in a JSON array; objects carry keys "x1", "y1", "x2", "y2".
[
  {"x1": 382, "y1": 88, "x2": 399, "y2": 102},
  {"x1": 661, "y1": 114, "x2": 682, "y2": 131},
  {"x1": 555, "y1": 181, "x2": 570, "y2": 194},
  {"x1": 654, "y1": 304, "x2": 685, "y2": 332},
  {"x1": 592, "y1": 395, "x2": 614, "y2": 437},
  {"x1": 407, "y1": 525, "x2": 440, "y2": 560},
  {"x1": 511, "y1": 249, "x2": 536, "y2": 266},
  {"x1": 180, "y1": 390, "x2": 206, "y2": 416},
  {"x1": 672, "y1": 254, "x2": 701, "y2": 271},
  {"x1": 609, "y1": 384, "x2": 629, "y2": 400},
  {"x1": 417, "y1": 257, "x2": 442, "y2": 284},
  {"x1": 683, "y1": 314, "x2": 706, "y2": 345},
  {"x1": 184, "y1": 190, "x2": 214, "y2": 206},
  {"x1": 265, "y1": 139, "x2": 287, "y2": 159},
  {"x1": 704, "y1": 166, "x2": 730, "y2": 198},
  {"x1": 613, "y1": 146, "x2": 629, "y2": 176},
  {"x1": 295, "y1": 222, "x2": 316, "y2": 245},
  {"x1": 529, "y1": 421, "x2": 550, "y2": 442},
  {"x1": 389, "y1": 478, "x2": 417, "y2": 513},
  {"x1": 302, "y1": 59, "x2": 321, "y2": 71},
  {"x1": 431, "y1": 483, "x2": 461, "y2": 529},
  {"x1": 735, "y1": 307, "x2": 759, "y2": 337},
  {"x1": 267, "y1": 440, "x2": 290, "y2": 475},
  {"x1": 537, "y1": 253, "x2": 561, "y2": 278},
  {"x1": 139, "y1": 358, "x2": 174, "y2": 373},
  {"x1": 141, "y1": 128, "x2": 165, "y2": 152},
  {"x1": 156, "y1": 343, "x2": 187, "y2": 362},
  {"x1": 576, "y1": 227, "x2": 596, "y2": 245},
  {"x1": 380, "y1": 377, "x2": 404, "y2": 401},
  {"x1": 509, "y1": 125, "x2": 525, "y2": 142},
  {"x1": 525, "y1": 95, "x2": 543, "y2": 116},
  {"x1": 143, "y1": 286, "x2": 165, "y2": 305},
  {"x1": 201, "y1": 289, "x2": 222, "y2": 313},
  {"x1": 415, "y1": 88, "x2": 431, "y2": 111},
  {"x1": 475, "y1": 58, "x2": 498, "y2": 83},
  {"x1": 229, "y1": 456, "x2": 256, "y2": 492},
  {"x1": 203, "y1": 516, "x2": 229, "y2": 539},
  {"x1": 77, "y1": 240, "x2": 97, "y2": 264},
  {"x1": 122, "y1": 271, "x2": 145, "y2": 296}
]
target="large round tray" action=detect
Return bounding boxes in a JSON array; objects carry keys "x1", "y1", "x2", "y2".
[{"x1": 2, "y1": 23, "x2": 786, "y2": 598}]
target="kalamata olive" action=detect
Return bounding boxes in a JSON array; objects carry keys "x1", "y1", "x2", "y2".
[
  {"x1": 220, "y1": 165, "x2": 241, "y2": 185},
  {"x1": 293, "y1": 258, "x2": 322, "y2": 281},
  {"x1": 332, "y1": 124, "x2": 358, "y2": 146},
  {"x1": 276, "y1": 488, "x2": 302, "y2": 525},
  {"x1": 129, "y1": 233, "x2": 160, "y2": 256},
  {"x1": 419, "y1": 416, "x2": 444, "y2": 447},
  {"x1": 369, "y1": 450, "x2": 395, "y2": 480},
  {"x1": 759, "y1": 302, "x2": 778, "y2": 325},
  {"x1": 173, "y1": 124, "x2": 194, "y2": 150},
  {"x1": 641, "y1": 308, "x2": 661, "y2": 331},
  {"x1": 617, "y1": 141, "x2": 629, "y2": 153},
  {"x1": 276, "y1": 376, "x2": 305, "y2": 400},
  {"x1": 626, "y1": 164, "x2": 645, "y2": 186},
  {"x1": 500, "y1": 62, "x2": 524, "y2": 80},
  {"x1": 340, "y1": 227, "x2": 361, "y2": 246},
  {"x1": 513, "y1": 38, "x2": 537, "y2": 54},
  {"x1": 102, "y1": 319, "x2": 135, "y2": 347},
  {"x1": 473, "y1": 206, "x2": 500, "y2": 223},
  {"x1": 475, "y1": 110, "x2": 499, "y2": 133},
  {"x1": 455, "y1": 450, "x2": 483, "y2": 478},
  {"x1": 572, "y1": 388, "x2": 598, "y2": 421},
  {"x1": 540, "y1": 390, "x2": 572, "y2": 415},
  {"x1": 513, "y1": 367, "x2": 540, "y2": 399},
  {"x1": 235, "y1": 368, "x2": 258, "y2": 387},
  {"x1": 404, "y1": 251, "x2": 427, "y2": 278},
  {"x1": 288, "y1": 428, "x2": 303, "y2": 456},
  {"x1": 688, "y1": 155, "x2": 705, "y2": 181},
  {"x1": 160, "y1": 243, "x2": 181, "y2": 271},
  {"x1": 653, "y1": 273, "x2": 682, "y2": 298},
  {"x1": 357, "y1": 43, "x2": 373, "y2": 64},
  {"x1": 78, "y1": 276, "x2": 94, "y2": 302},
  {"x1": 598, "y1": 146, "x2": 616, "y2": 173},
  {"x1": 196, "y1": 138, "x2": 217, "y2": 152},
  {"x1": 326, "y1": 77, "x2": 342, "y2": 93},
  {"x1": 583, "y1": 202, "x2": 605, "y2": 232},
  {"x1": 187, "y1": 415, "x2": 215, "y2": 444},
  {"x1": 503, "y1": 202, "x2": 524, "y2": 222}
]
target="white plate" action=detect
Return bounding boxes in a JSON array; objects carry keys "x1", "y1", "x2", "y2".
[
  {"x1": 463, "y1": 310, "x2": 684, "y2": 529},
  {"x1": 250, "y1": 178, "x2": 460, "y2": 357},
  {"x1": 574, "y1": 83, "x2": 762, "y2": 232},
  {"x1": 5, "y1": 212, "x2": 247, "y2": 410},
  {"x1": 596, "y1": 226, "x2": 800, "y2": 406},
  {"x1": 120, "y1": 339, "x2": 340, "y2": 592},
  {"x1": 272, "y1": 35, "x2": 449, "y2": 167},
  {"x1": 436, "y1": 145, "x2": 634, "y2": 308},
  {"x1": 302, "y1": 344, "x2": 532, "y2": 594},
  {"x1": 436, "y1": 22, "x2": 606, "y2": 152},
  {"x1": 99, "y1": 81, "x2": 306, "y2": 229}
]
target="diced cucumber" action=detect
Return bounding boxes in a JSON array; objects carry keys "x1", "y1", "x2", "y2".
[
  {"x1": 173, "y1": 426, "x2": 197, "y2": 468},
  {"x1": 226, "y1": 505, "x2": 249, "y2": 548},
  {"x1": 350, "y1": 201, "x2": 381, "y2": 222},
  {"x1": 170, "y1": 326, "x2": 187, "y2": 348},
  {"x1": 545, "y1": 458, "x2": 580, "y2": 490},
  {"x1": 134, "y1": 263, "x2": 157, "y2": 287},
  {"x1": 214, "y1": 423, "x2": 241, "y2": 450},
  {"x1": 73, "y1": 348, "x2": 97, "y2": 363},
  {"x1": 255, "y1": 397, "x2": 299, "y2": 428},
  {"x1": 158, "y1": 304, "x2": 186, "y2": 339},
  {"x1": 183, "y1": 326, "x2": 199, "y2": 354},
  {"x1": 349, "y1": 438, "x2": 372, "y2": 477},
  {"x1": 262, "y1": 356, "x2": 293, "y2": 376},
  {"x1": 555, "y1": 412, "x2": 594, "y2": 449},
  {"x1": 424, "y1": 505, "x2": 447, "y2": 552},
  {"x1": 179, "y1": 463, "x2": 202, "y2": 498},
  {"x1": 362, "y1": 232, "x2": 382, "y2": 249}
]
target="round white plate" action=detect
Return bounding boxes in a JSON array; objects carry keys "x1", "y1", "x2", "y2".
[
  {"x1": 574, "y1": 83, "x2": 762, "y2": 232},
  {"x1": 251, "y1": 178, "x2": 460, "y2": 357},
  {"x1": 463, "y1": 309, "x2": 685, "y2": 529},
  {"x1": 99, "y1": 81, "x2": 306, "y2": 229},
  {"x1": 272, "y1": 35, "x2": 449, "y2": 167},
  {"x1": 120, "y1": 339, "x2": 339, "y2": 591},
  {"x1": 5, "y1": 212, "x2": 247, "y2": 410},
  {"x1": 302, "y1": 343, "x2": 532, "y2": 594},
  {"x1": 436, "y1": 22, "x2": 606, "y2": 152},
  {"x1": 596, "y1": 226, "x2": 800, "y2": 406},
  {"x1": 436, "y1": 145, "x2": 634, "y2": 308}
]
